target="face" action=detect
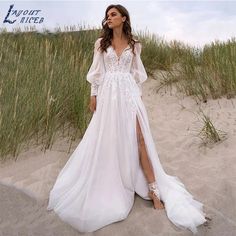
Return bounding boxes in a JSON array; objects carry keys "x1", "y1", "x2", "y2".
[{"x1": 106, "y1": 7, "x2": 126, "y2": 29}]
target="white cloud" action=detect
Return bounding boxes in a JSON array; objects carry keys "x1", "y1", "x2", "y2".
[{"x1": 0, "y1": 0, "x2": 235, "y2": 48}]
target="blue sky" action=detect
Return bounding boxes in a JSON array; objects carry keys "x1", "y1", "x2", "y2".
[{"x1": 0, "y1": 0, "x2": 235, "y2": 48}]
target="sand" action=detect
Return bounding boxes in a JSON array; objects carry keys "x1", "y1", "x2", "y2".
[{"x1": 1, "y1": 74, "x2": 236, "y2": 236}]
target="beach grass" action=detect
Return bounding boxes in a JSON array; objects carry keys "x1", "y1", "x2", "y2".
[
  {"x1": 158, "y1": 37, "x2": 236, "y2": 102},
  {"x1": 0, "y1": 25, "x2": 101, "y2": 161},
  {"x1": 0, "y1": 25, "x2": 235, "y2": 161},
  {"x1": 196, "y1": 109, "x2": 227, "y2": 145}
]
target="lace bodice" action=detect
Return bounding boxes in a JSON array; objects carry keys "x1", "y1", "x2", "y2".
[
  {"x1": 104, "y1": 44, "x2": 133, "y2": 73},
  {"x1": 86, "y1": 37, "x2": 148, "y2": 96}
]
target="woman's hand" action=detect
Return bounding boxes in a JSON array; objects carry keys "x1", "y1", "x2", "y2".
[{"x1": 89, "y1": 95, "x2": 97, "y2": 112}]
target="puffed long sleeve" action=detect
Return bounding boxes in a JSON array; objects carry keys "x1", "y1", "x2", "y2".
[
  {"x1": 86, "y1": 38, "x2": 105, "y2": 96},
  {"x1": 130, "y1": 42, "x2": 148, "y2": 96}
]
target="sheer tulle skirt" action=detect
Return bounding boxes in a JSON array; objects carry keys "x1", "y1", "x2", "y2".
[{"x1": 47, "y1": 72, "x2": 206, "y2": 233}]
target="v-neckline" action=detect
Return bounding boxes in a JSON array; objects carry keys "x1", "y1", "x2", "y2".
[{"x1": 110, "y1": 44, "x2": 130, "y2": 59}]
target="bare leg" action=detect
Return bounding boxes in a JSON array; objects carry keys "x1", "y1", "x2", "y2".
[{"x1": 136, "y1": 116, "x2": 164, "y2": 209}]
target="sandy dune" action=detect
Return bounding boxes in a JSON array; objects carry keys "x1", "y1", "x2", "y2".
[{"x1": 1, "y1": 75, "x2": 236, "y2": 235}]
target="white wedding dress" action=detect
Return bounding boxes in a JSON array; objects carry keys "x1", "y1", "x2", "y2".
[{"x1": 47, "y1": 37, "x2": 206, "y2": 234}]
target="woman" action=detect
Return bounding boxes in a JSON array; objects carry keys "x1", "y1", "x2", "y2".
[{"x1": 47, "y1": 4, "x2": 207, "y2": 234}]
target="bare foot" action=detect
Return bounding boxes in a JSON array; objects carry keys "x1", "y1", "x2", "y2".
[{"x1": 148, "y1": 191, "x2": 165, "y2": 209}]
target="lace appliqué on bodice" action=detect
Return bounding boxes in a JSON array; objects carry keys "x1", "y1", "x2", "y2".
[
  {"x1": 104, "y1": 45, "x2": 133, "y2": 73},
  {"x1": 86, "y1": 37, "x2": 148, "y2": 99}
]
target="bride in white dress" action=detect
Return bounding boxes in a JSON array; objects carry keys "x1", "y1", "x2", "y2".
[{"x1": 47, "y1": 4, "x2": 207, "y2": 234}]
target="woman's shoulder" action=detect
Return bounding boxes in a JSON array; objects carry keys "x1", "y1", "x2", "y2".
[
  {"x1": 94, "y1": 37, "x2": 103, "y2": 51},
  {"x1": 133, "y1": 38, "x2": 141, "y2": 44},
  {"x1": 95, "y1": 37, "x2": 139, "y2": 44},
  {"x1": 95, "y1": 37, "x2": 103, "y2": 45},
  {"x1": 133, "y1": 38, "x2": 142, "y2": 53}
]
